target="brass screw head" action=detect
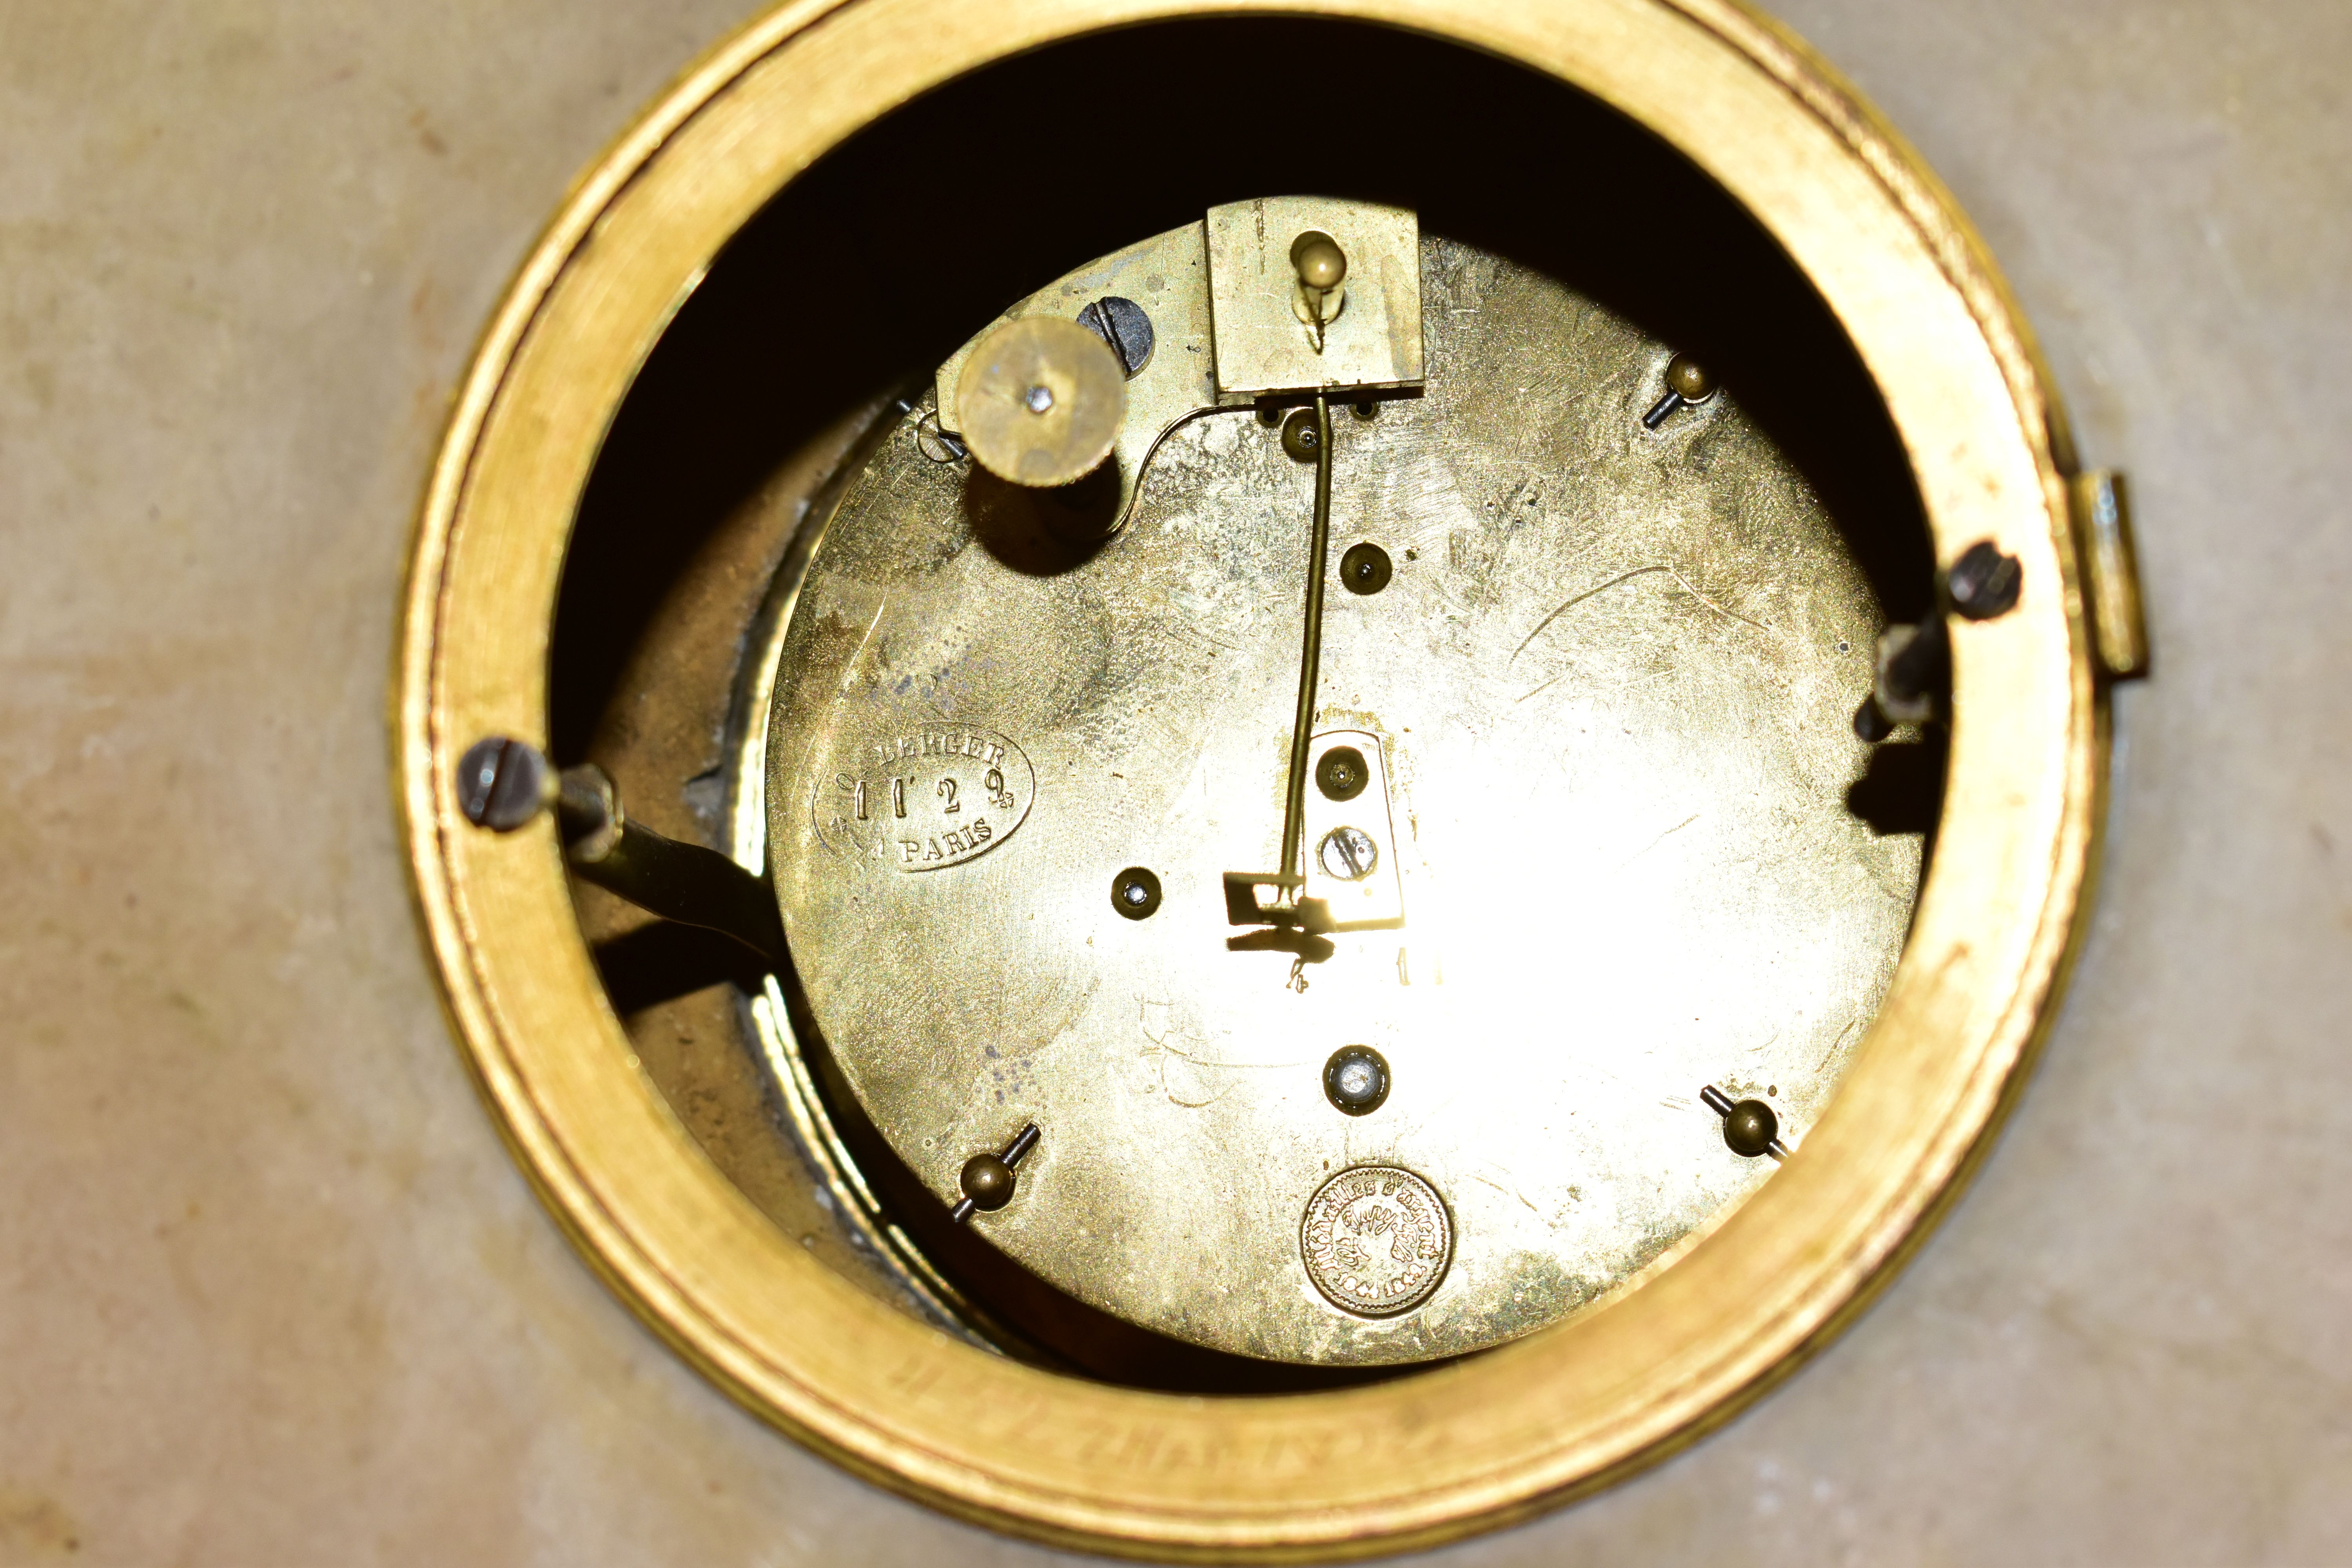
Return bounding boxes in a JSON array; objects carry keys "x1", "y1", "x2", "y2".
[{"x1": 456, "y1": 735, "x2": 555, "y2": 831}]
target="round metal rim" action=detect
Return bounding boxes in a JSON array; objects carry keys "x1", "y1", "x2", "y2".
[{"x1": 396, "y1": 0, "x2": 2103, "y2": 1556}]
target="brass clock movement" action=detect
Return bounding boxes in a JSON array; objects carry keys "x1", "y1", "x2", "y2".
[{"x1": 400, "y1": 0, "x2": 2147, "y2": 1555}]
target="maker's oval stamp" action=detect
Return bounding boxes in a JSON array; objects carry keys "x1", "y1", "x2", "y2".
[
  {"x1": 811, "y1": 725, "x2": 1035, "y2": 872},
  {"x1": 1300, "y1": 1164, "x2": 1454, "y2": 1318}
]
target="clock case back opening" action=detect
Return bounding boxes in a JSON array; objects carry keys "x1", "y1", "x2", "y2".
[{"x1": 403, "y1": 3, "x2": 2124, "y2": 1556}]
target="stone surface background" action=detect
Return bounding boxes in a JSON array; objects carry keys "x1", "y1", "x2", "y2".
[{"x1": 2, "y1": 1, "x2": 2346, "y2": 1562}]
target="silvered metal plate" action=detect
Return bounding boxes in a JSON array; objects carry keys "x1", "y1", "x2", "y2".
[{"x1": 766, "y1": 236, "x2": 1919, "y2": 1365}]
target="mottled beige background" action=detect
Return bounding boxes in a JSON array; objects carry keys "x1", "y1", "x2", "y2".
[{"x1": 2, "y1": 1, "x2": 2346, "y2": 1563}]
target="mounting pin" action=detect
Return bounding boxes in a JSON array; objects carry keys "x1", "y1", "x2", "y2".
[
  {"x1": 1642, "y1": 353, "x2": 1718, "y2": 429},
  {"x1": 1701, "y1": 1084, "x2": 1791, "y2": 1160},
  {"x1": 951, "y1": 1122, "x2": 1041, "y2": 1223}
]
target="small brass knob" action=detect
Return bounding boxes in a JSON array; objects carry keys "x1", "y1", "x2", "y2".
[
  {"x1": 959, "y1": 1153, "x2": 1016, "y2": 1211},
  {"x1": 1721, "y1": 1099, "x2": 1778, "y2": 1158},
  {"x1": 1702, "y1": 1083, "x2": 1790, "y2": 1160},
  {"x1": 1290, "y1": 230, "x2": 1348, "y2": 292},
  {"x1": 951, "y1": 1121, "x2": 1041, "y2": 1224},
  {"x1": 1664, "y1": 353, "x2": 1715, "y2": 401}
]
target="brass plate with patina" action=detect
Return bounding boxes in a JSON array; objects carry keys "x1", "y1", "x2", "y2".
[{"x1": 766, "y1": 235, "x2": 1918, "y2": 1365}]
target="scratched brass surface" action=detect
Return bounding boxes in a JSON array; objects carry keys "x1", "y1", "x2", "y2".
[
  {"x1": 397, "y1": 0, "x2": 2102, "y2": 1553},
  {"x1": 767, "y1": 236, "x2": 1916, "y2": 1364}
]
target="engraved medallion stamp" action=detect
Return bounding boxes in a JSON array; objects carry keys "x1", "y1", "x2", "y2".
[
  {"x1": 811, "y1": 725, "x2": 1035, "y2": 871},
  {"x1": 1300, "y1": 1165, "x2": 1453, "y2": 1318}
]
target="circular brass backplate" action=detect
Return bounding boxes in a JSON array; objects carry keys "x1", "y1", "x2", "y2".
[
  {"x1": 771, "y1": 232, "x2": 1919, "y2": 1365},
  {"x1": 398, "y1": 0, "x2": 2103, "y2": 1557}
]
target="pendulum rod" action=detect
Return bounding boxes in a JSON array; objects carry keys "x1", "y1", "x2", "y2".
[{"x1": 1278, "y1": 391, "x2": 1336, "y2": 892}]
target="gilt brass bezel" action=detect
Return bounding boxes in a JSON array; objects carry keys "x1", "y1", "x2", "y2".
[{"x1": 397, "y1": 0, "x2": 2103, "y2": 1556}]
